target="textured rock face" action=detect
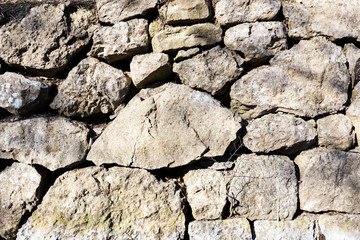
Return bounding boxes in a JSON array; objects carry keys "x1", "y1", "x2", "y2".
[
  {"x1": 0, "y1": 163, "x2": 42, "y2": 240},
  {"x1": 295, "y1": 149, "x2": 360, "y2": 213},
  {"x1": 229, "y1": 154, "x2": 298, "y2": 220},
  {"x1": 230, "y1": 37, "x2": 349, "y2": 118},
  {"x1": 50, "y1": 57, "x2": 131, "y2": 118},
  {"x1": 16, "y1": 166, "x2": 186, "y2": 240},
  {"x1": 283, "y1": 0, "x2": 360, "y2": 40},
  {"x1": 87, "y1": 83, "x2": 242, "y2": 169},
  {"x1": 183, "y1": 169, "x2": 227, "y2": 220},
  {"x1": 89, "y1": 19, "x2": 148, "y2": 62},
  {"x1": 174, "y1": 46, "x2": 243, "y2": 95},
  {"x1": 224, "y1": 22, "x2": 287, "y2": 64},
  {"x1": 96, "y1": 0, "x2": 157, "y2": 24},
  {"x1": 344, "y1": 44, "x2": 360, "y2": 87},
  {"x1": 243, "y1": 114, "x2": 317, "y2": 154},
  {"x1": 0, "y1": 117, "x2": 90, "y2": 171},
  {"x1": 174, "y1": 48, "x2": 200, "y2": 62},
  {"x1": 130, "y1": 53, "x2": 171, "y2": 88},
  {"x1": 151, "y1": 23, "x2": 222, "y2": 53},
  {"x1": 0, "y1": 72, "x2": 51, "y2": 115},
  {"x1": 319, "y1": 214, "x2": 360, "y2": 240},
  {"x1": 0, "y1": 4, "x2": 93, "y2": 76},
  {"x1": 189, "y1": 219, "x2": 252, "y2": 240},
  {"x1": 215, "y1": 0, "x2": 281, "y2": 26}
]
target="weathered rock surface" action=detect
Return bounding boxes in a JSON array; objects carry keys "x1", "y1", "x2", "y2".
[
  {"x1": 283, "y1": 0, "x2": 360, "y2": 40},
  {"x1": 230, "y1": 37, "x2": 349, "y2": 118},
  {"x1": 0, "y1": 163, "x2": 42, "y2": 240},
  {"x1": 243, "y1": 113, "x2": 317, "y2": 154},
  {"x1": 295, "y1": 149, "x2": 360, "y2": 213},
  {"x1": 16, "y1": 166, "x2": 186, "y2": 240},
  {"x1": 0, "y1": 117, "x2": 90, "y2": 171},
  {"x1": 89, "y1": 19, "x2": 148, "y2": 62},
  {"x1": 229, "y1": 154, "x2": 297, "y2": 220},
  {"x1": 183, "y1": 169, "x2": 227, "y2": 220},
  {"x1": 96, "y1": 0, "x2": 157, "y2": 24},
  {"x1": 189, "y1": 218, "x2": 252, "y2": 240},
  {"x1": 344, "y1": 43, "x2": 360, "y2": 87},
  {"x1": 50, "y1": 57, "x2": 131, "y2": 118},
  {"x1": 215, "y1": 0, "x2": 281, "y2": 26},
  {"x1": 87, "y1": 83, "x2": 242, "y2": 169},
  {"x1": 130, "y1": 53, "x2": 171, "y2": 89},
  {"x1": 174, "y1": 48, "x2": 200, "y2": 62},
  {"x1": 0, "y1": 4, "x2": 94, "y2": 76},
  {"x1": 224, "y1": 22, "x2": 287, "y2": 64},
  {"x1": 347, "y1": 87, "x2": 360, "y2": 142},
  {"x1": 319, "y1": 214, "x2": 360, "y2": 240},
  {"x1": 173, "y1": 46, "x2": 243, "y2": 95},
  {"x1": 0, "y1": 72, "x2": 51, "y2": 116},
  {"x1": 317, "y1": 114, "x2": 355, "y2": 150},
  {"x1": 152, "y1": 23, "x2": 222, "y2": 53}
]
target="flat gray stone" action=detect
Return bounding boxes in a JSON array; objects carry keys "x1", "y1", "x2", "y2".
[
  {"x1": 319, "y1": 214, "x2": 360, "y2": 240},
  {"x1": 174, "y1": 48, "x2": 200, "y2": 62}
]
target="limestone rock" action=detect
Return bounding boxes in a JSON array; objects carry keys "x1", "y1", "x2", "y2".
[
  {"x1": 183, "y1": 169, "x2": 227, "y2": 220},
  {"x1": 224, "y1": 22, "x2": 287, "y2": 64},
  {"x1": 215, "y1": 0, "x2": 281, "y2": 26},
  {"x1": 317, "y1": 114, "x2": 355, "y2": 150},
  {"x1": 283, "y1": 0, "x2": 360, "y2": 41},
  {"x1": 0, "y1": 117, "x2": 90, "y2": 171},
  {"x1": 89, "y1": 19, "x2": 149, "y2": 63},
  {"x1": 189, "y1": 218, "x2": 252, "y2": 240},
  {"x1": 0, "y1": 4, "x2": 94, "y2": 76},
  {"x1": 0, "y1": 163, "x2": 42, "y2": 240},
  {"x1": 152, "y1": 23, "x2": 222, "y2": 53},
  {"x1": 173, "y1": 46, "x2": 243, "y2": 95},
  {"x1": 229, "y1": 154, "x2": 297, "y2": 220},
  {"x1": 174, "y1": 48, "x2": 200, "y2": 62},
  {"x1": 319, "y1": 214, "x2": 360, "y2": 240},
  {"x1": 295, "y1": 149, "x2": 360, "y2": 213},
  {"x1": 50, "y1": 57, "x2": 131, "y2": 118},
  {"x1": 87, "y1": 83, "x2": 242, "y2": 169},
  {"x1": 0, "y1": 72, "x2": 51, "y2": 116},
  {"x1": 230, "y1": 37, "x2": 349, "y2": 118},
  {"x1": 347, "y1": 91, "x2": 360, "y2": 142},
  {"x1": 96, "y1": 0, "x2": 157, "y2": 24},
  {"x1": 344, "y1": 44, "x2": 360, "y2": 87},
  {"x1": 243, "y1": 113, "x2": 316, "y2": 154},
  {"x1": 130, "y1": 53, "x2": 171, "y2": 89},
  {"x1": 16, "y1": 166, "x2": 185, "y2": 240}
]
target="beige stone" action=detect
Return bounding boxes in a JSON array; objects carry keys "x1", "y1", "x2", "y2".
[{"x1": 319, "y1": 214, "x2": 360, "y2": 240}]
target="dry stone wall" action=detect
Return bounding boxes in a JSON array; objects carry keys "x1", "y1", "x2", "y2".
[{"x1": 0, "y1": 0, "x2": 360, "y2": 239}]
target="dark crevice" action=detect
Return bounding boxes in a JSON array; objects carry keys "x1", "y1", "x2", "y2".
[
  {"x1": 292, "y1": 160, "x2": 304, "y2": 219},
  {"x1": 0, "y1": 159, "x2": 16, "y2": 172},
  {"x1": 176, "y1": 178, "x2": 194, "y2": 240},
  {"x1": 249, "y1": 219, "x2": 256, "y2": 240}
]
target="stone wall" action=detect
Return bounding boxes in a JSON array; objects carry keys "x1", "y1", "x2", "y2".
[{"x1": 1, "y1": 0, "x2": 360, "y2": 239}]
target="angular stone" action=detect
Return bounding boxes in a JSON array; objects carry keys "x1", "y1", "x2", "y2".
[
  {"x1": 347, "y1": 90, "x2": 360, "y2": 142},
  {"x1": 243, "y1": 113, "x2": 316, "y2": 154},
  {"x1": 0, "y1": 72, "x2": 51, "y2": 116},
  {"x1": 152, "y1": 23, "x2": 222, "y2": 53},
  {"x1": 130, "y1": 53, "x2": 171, "y2": 89},
  {"x1": 317, "y1": 114, "x2": 355, "y2": 150},
  {"x1": 87, "y1": 83, "x2": 241, "y2": 169},
  {"x1": 50, "y1": 57, "x2": 131, "y2": 118},
  {"x1": 283, "y1": 0, "x2": 360, "y2": 41},
  {"x1": 215, "y1": 0, "x2": 281, "y2": 26},
  {"x1": 0, "y1": 117, "x2": 90, "y2": 171},
  {"x1": 189, "y1": 218, "x2": 252, "y2": 240},
  {"x1": 295, "y1": 149, "x2": 360, "y2": 213},
  {"x1": 183, "y1": 169, "x2": 227, "y2": 220},
  {"x1": 174, "y1": 48, "x2": 200, "y2": 62},
  {"x1": 344, "y1": 44, "x2": 360, "y2": 88},
  {"x1": 230, "y1": 37, "x2": 350, "y2": 118},
  {"x1": 89, "y1": 19, "x2": 148, "y2": 63},
  {"x1": 16, "y1": 166, "x2": 185, "y2": 240},
  {"x1": 224, "y1": 22, "x2": 287, "y2": 64},
  {"x1": 229, "y1": 154, "x2": 297, "y2": 220},
  {"x1": 173, "y1": 46, "x2": 243, "y2": 95},
  {"x1": 319, "y1": 214, "x2": 360, "y2": 240},
  {"x1": 0, "y1": 4, "x2": 93, "y2": 76},
  {"x1": 96, "y1": 0, "x2": 157, "y2": 24},
  {"x1": 0, "y1": 163, "x2": 42, "y2": 240}
]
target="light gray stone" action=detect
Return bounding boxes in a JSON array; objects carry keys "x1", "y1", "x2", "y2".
[
  {"x1": 0, "y1": 117, "x2": 90, "y2": 171},
  {"x1": 344, "y1": 43, "x2": 360, "y2": 88},
  {"x1": 243, "y1": 113, "x2": 316, "y2": 154},
  {"x1": 89, "y1": 19, "x2": 149, "y2": 63},
  {"x1": 229, "y1": 154, "x2": 298, "y2": 220},
  {"x1": 16, "y1": 166, "x2": 186, "y2": 240},
  {"x1": 347, "y1": 89, "x2": 360, "y2": 143},
  {"x1": 173, "y1": 46, "x2": 243, "y2": 95},
  {"x1": 87, "y1": 83, "x2": 242, "y2": 169},
  {"x1": 295, "y1": 149, "x2": 360, "y2": 213},
  {"x1": 174, "y1": 48, "x2": 200, "y2": 62},
  {"x1": 319, "y1": 214, "x2": 360, "y2": 240}
]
